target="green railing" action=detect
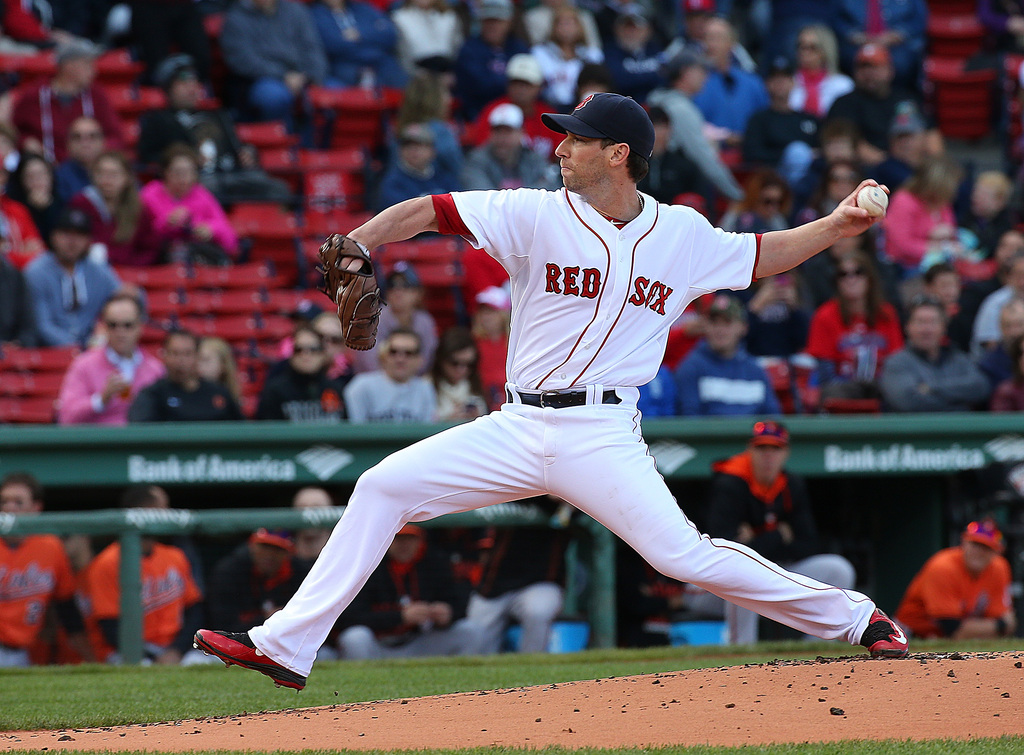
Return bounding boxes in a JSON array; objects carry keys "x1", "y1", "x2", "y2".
[
  {"x1": 0, "y1": 505, "x2": 616, "y2": 663},
  {"x1": 1, "y1": 414, "x2": 1021, "y2": 487}
]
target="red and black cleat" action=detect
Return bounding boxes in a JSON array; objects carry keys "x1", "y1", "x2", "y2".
[
  {"x1": 859, "y1": 609, "x2": 909, "y2": 658},
  {"x1": 193, "y1": 629, "x2": 307, "y2": 690}
]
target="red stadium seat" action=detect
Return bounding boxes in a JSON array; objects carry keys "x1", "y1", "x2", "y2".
[
  {"x1": 308, "y1": 85, "x2": 403, "y2": 151},
  {"x1": 927, "y1": 14, "x2": 984, "y2": 59},
  {"x1": 0, "y1": 346, "x2": 79, "y2": 373},
  {"x1": 115, "y1": 264, "x2": 192, "y2": 289},
  {"x1": 95, "y1": 49, "x2": 144, "y2": 87},
  {"x1": 0, "y1": 372, "x2": 65, "y2": 398},
  {"x1": 924, "y1": 58, "x2": 997, "y2": 140},
  {"x1": 236, "y1": 121, "x2": 299, "y2": 150},
  {"x1": 0, "y1": 397, "x2": 57, "y2": 423},
  {"x1": 107, "y1": 85, "x2": 167, "y2": 120},
  {"x1": 190, "y1": 260, "x2": 284, "y2": 289}
]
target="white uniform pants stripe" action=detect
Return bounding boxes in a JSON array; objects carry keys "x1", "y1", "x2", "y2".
[{"x1": 250, "y1": 402, "x2": 876, "y2": 676}]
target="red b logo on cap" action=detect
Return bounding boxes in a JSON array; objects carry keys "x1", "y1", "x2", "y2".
[{"x1": 574, "y1": 94, "x2": 594, "y2": 111}]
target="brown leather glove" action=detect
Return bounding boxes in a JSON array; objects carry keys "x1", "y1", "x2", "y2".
[{"x1": 316, "y1": 234, "x2": 384, "y2": 351}]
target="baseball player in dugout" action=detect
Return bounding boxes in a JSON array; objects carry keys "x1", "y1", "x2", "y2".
[
  {"x1": 694, "y1": 420, "x2": 857, "y2": 645},
  {"x1": 195, "y1": 92, "x2": 908, "y2": 689},
  {"x1": 895, "y1": 519, "x2": 1017, "y2": 640},
  {"x1": 0, "y1": 472, "x2": 93, "y2": 667}
]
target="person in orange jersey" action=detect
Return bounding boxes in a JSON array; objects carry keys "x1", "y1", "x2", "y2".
[
  {"x1": 896, "y1": 519, "x2": 1016, "y2": 640},
  {"x1": 83, "y1": 489, "x2": 203, "y2": 664},
  {"x1": 1, "y1": 472, "x2": 92, "y2": 666}
]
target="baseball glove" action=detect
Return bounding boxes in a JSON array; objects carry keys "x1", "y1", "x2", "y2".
[{"x1": 316, "y1": 233, "x2": 384, "y2": 351}]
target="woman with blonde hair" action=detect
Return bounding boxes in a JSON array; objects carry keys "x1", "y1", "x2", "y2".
[
  {"x1": 197, "y1": 337, "x2": 243, "y2": 404},
  {"x1": 69, "y1": 150, "x2": 160, "y2": 266},
  {"x1": 789, "y1": 24, "x2": 853, "y2": 119},
  {"x1": 883, "y1": 155, "x2": 964, "y2": 277},
  {"x1": 530, "y1": 6, "x2": 603, "y2": 111}
]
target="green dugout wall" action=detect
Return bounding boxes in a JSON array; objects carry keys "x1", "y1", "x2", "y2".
[{"x1": 2, "y1": 414, "x2": 1021, "y2": 660}]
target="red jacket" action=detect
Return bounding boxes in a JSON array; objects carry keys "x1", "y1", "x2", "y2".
[
  {"x1": 0, "y1": 195, "x2": 44, "y2": 269},
  {"x1": 12, "y1": 82, "x2": 125, "y2": 163}
]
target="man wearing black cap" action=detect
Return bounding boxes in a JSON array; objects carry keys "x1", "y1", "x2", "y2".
[
  {"x1": 138, "y1": 55, "x2": 292, "y2": 205},
  {"x1": 195, "y1": 91, "x2": 907, "y2": 691},
  {"x1": 23, "y1": 206, "x2": 121, "y2": 347}
]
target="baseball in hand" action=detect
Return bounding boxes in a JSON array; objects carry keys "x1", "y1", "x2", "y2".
[{"x1": 856, "y1": 185, "x2": 888, "y2": 217}]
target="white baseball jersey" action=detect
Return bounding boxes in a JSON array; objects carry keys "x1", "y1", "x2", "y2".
[{"x1": 442, "y1": 188, "x2": 757, "y2": 390}]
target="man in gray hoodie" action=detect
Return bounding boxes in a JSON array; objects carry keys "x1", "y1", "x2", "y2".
[
  {"x1": 221, "y1": 0, "x2": 327, "y2": 131},
  {"x1": 646, "y1": 49, "x2": 744, "y2": 204}
]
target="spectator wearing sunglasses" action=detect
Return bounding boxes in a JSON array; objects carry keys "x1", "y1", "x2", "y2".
[
  {"x1": 805, "y1": 249, "x2": 903, "y2": 405},
  {"x1": 256, "y1": 324, "x2": 350, "y2": 423},
  {"x1": 57, "y1": 292, "x2": 165, "y2": 425},
  {"x1": 344, "y1": 328, "x2": 436, "y2": 423},
  {"x1": 719, "y1": 169, "x2": 792, "y2": 235}
]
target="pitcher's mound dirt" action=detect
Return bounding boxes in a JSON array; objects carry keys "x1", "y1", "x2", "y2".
[{"x1": 4, "y1": 652, "x2": 1023, "y2": 751}]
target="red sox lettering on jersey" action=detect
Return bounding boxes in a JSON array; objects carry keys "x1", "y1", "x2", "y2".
[
  {"x1": 434, "y1": 187, "x2": 757, "y2": 390},
  {"x1": 545, "y1": 262, "x2": 674, "y2": 315}
]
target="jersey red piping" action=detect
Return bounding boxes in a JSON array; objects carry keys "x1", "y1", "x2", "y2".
[
  {"x1": 536, "y1": 189, "x2": 611, "y2": 389},
  {"x1": 570, "y1": 202, "x2": 659, "y2": 384},
  {"x1": 751, "y1": 233, "x2": 762, "y2": 283}
]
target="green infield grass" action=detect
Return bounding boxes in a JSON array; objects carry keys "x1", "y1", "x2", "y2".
[{"x1": 2, "y1": 638, "x2": 1021, "y2": 754}]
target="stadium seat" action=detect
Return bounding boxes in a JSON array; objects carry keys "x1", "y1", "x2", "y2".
[
  {"x1": 308, "y1": 85, "x2": 403, "y2": 151},
  {"x1": 924, "y1": 58, "x2": 997, "y2": 140},
  {"x1": 0, "y1": 397, "x2": 57, "y2": 423},
  {"x1": 0, "y1": 346, "x2": 79, "y2": 373},
  {"x1": 236, "y1": 121, "x2": 299, "y2": 151},
  {"x1": 115, "y1": 264, "x2": 193, "y2": 289},
  {"x1": 107, "y1": 85, "x2": 167, "y2": 120},
  {"x1": 189, "y1": 260, "x2": 284, "y2": 290},
  {"x1": 299, "y1": 148, "x2": 367, "y2": 213},
  {"x1": 927, "y1": 14, "x2": 984, "y2": 59},
  {"x1": 95, "y1": 49, "x2": 144, "y2": 87},
  {"x1": 0, "y1": 372, "x2": 65, "y2": 398}
]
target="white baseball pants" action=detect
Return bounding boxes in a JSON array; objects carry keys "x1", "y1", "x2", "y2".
[
  {"x1": 467, "y1": 582, "x2": 565, "y2": 653},
  {"x1": 250, "y1": 389, "x2": 877, "y2": 676}
]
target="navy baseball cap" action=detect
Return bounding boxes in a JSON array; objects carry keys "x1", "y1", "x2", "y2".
[{"x1": 542, "y1": 93, "x2": 655, "y2": 162}]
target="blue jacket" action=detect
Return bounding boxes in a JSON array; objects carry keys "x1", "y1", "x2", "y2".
[
  {"x1": 454, "y1": 36, "x2": 530, "y2": 121},
  {"x1": 637, "y1": 365, "x2": 678, "y2": 418},
  {"x1": 693, "y1": 66, "x2": 769, "y2": 136},
  {"x1": 221, "y1": 0, "x2": 327, "y2": 83},
  {"x1": 24, "y1": 252, "x2": 121, "y2": 347},
  {"x1": 308, "y1": 2, "x2": 400, "y2": 79},
  {"x1": 375, "y1": 162, "x2": 462, "y2": 211},
  {"x1": 674, "y1": 340, "x2": 781, "y2": 416},
  {"x1": 602, "y1": 38, "x2": 664, "y2": 102}
]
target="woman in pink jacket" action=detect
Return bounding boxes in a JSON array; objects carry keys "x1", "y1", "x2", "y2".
[
  {"x1": 882, "y1": 155, "x2": 963, "y2": 278},
  {"x1": 140, "y1": 144, "x2": 239, "y2": 264}
]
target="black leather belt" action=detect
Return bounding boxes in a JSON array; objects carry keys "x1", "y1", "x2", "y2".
[{"x1": 507, "y1": 387, "x2": 621, "y2": 408}]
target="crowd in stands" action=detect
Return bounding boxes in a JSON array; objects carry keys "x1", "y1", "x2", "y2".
[
  {"x1": 5, "y1": 0, "x2": 1024, "y2": 666},
  {"x1": 1, "y1": 0, "x2": 1023, "y2": 423}
]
